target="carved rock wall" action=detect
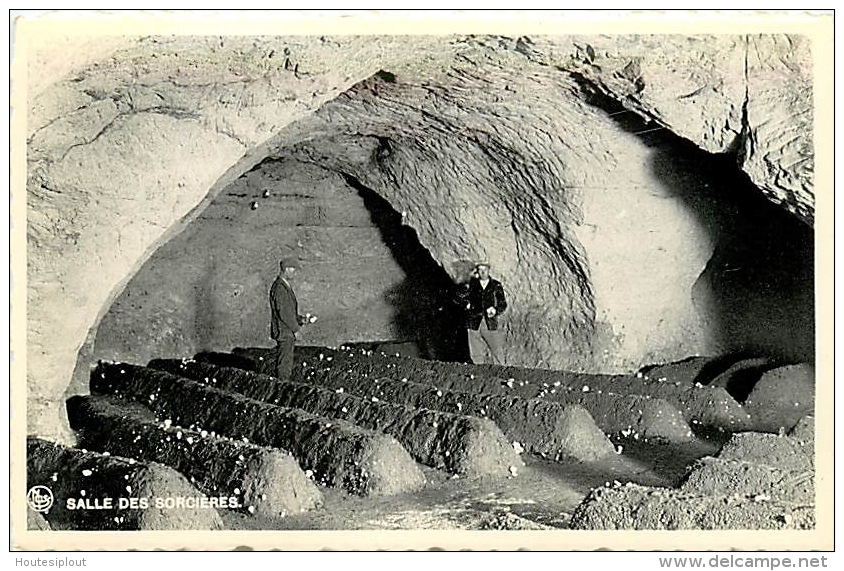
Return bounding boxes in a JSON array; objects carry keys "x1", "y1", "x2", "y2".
[{"x1": 24, "y1": 35, "x2": 814, "y2": 443}]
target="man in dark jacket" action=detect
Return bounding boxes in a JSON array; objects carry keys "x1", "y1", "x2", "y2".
[
  {"x1": 269, "y1": 258, "x2": 313, "y2": 380},
  {"x1": 456, "y1": 262, "x2": 507, "y2": 364}
]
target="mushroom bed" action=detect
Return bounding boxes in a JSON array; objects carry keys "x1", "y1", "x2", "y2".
[{"x1": 29, "y1": 345, "x2": 815, "y2": 530}]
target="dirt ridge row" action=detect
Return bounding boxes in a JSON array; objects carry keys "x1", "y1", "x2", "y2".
[
  {"x1": 569, "y1": 418, "x2": 816, "y2": 530},
  {"x1": 149, "y1": 358, "x2": 522, "y2": 477},
  {"x1": 302, "y1": 346, "x2": 748, "y2": 433},
  {"x1": 67, "y1": 394, "x2": 324, "y2": 517},
  {"x1": 193, "y1": 352, "x2": 615, "y2": 462},
  {"x1": 92, "y1": 362, "x2": 426, "y2": 497},
  {"x1": 27, "y1": 437, "x2": 223, "y2": 530},
  {"x1": 276, "y1": 347, "x2": 694, "y2": 442}
]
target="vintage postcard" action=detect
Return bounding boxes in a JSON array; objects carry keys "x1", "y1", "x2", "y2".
[{"x1": 9, "y1": 9, "x2": 834, "y2": 551}]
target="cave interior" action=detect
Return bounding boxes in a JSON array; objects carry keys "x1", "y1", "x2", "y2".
[{"x1": 23, "y1": 33, "x2": 819, "y2": 533}]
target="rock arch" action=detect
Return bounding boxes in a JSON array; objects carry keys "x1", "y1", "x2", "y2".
[{"x1": 24, "y1": 34, "x2": 814, "y2": 444}]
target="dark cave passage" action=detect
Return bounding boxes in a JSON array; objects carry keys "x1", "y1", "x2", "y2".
[
  {"x1": 576, "y1": 79, "x2": 815, "y2": 365},
  {"x1": 340, "y1": 172, "x2": 469, "y2": 362}
]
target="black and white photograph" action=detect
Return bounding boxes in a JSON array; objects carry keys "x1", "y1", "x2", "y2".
[{"x1": 9, "y1": 9, "x2": 834, "y2": 552}]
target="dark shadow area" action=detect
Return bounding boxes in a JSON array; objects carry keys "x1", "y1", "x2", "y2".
[
  {"x1": 640, "y1": 355, "x2": 748, "y2": 385},
  {"x1": 608, "y1": 433, "x2": 730, "y2": 488},
  {"x1": 576, "y1": 79, "x2": 815, "y2": 365},
  {"x1": 341, "y1": 173, "x2": 470, "y2": 362},
  {"x1": 192, "y1": 350, "x2": 260, "y2": 371},
  {"x1": 708, "y1": 357, "x2": 782, "y2": 403},
  {"x1": 694, "y1": 195, "x2": 814, "y2": 363},
  {"x1": 692, "y1": 355, "x2": 748, "y2": 385},
  {"x1": 716, "y1": 368, "x2": 765, "y2": 402}
]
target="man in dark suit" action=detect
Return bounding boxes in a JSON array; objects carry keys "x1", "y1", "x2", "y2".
[
  {"x1": 456, "y1": 262, "x2": 508, "y2": 364},
  {"x1": 269, "y1": 258, "x2": 314, "y2": 380}
]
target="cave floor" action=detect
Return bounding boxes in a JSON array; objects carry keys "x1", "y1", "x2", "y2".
[{"x1": 222, "y1": 433, "x2": 724, "y2": 530}]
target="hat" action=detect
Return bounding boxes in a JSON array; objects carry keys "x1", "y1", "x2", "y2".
[
  {"x1": 280, "y1": 258, "x2": 300, "y2": 269},
  {"x1": 475, "y1": 261, "x2": 491, "y2": 269}
]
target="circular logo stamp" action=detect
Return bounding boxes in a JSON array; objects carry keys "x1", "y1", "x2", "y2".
[{"x1": 27, "y1": 486, "x2": 54, "y2": 513}]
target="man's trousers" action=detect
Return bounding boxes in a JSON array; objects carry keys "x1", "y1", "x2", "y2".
[
  {"x1": 467, "y1": 320, "x2": 504, "y2": 365},
  {"x1": 274, "y1": 329, "x2": 296, "y2": 380}
]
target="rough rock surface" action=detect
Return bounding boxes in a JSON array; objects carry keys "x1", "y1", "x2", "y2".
[
  {"x1": 149, "y1": 359, "x2": 522, "y2": 477},
  {"x1": 740, "y1": 35, "x2": 814, "y2": 224},
  {"x1": 66, "y1": 394, "x2": 323, "y2": 517},
  {"x1": 27, "y1": 437, "x2": 224, "y2": 530},
  {"x1": 744, "y1": 364, "x2": 815, "y2": 432},
  {"x1": 569, "y1": 482, "x2": 814, "y2": 530},
  {"x1": 92, "y1": 362, "x2": 426, "y2": 496},
  {"x1": 537, "y1": 35, "x2": 814, "y2": 224},
  {"x1": 681, "y1": 457, "x2": 814, "y2": 504},
  {"x1": 24, "y1": 34, "x2": 815, "y2": 444},
  {"x1": 718, "y1": 432, "x2": 813, "y2": 473}
]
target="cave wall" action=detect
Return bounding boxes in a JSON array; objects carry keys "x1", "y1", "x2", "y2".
[
  {"x1": 26, "y1": 36, "x2": 429, "y2": 443},
  {"x1": 90, "y1": 68, "x2": 813, "y2": 379},
  {"x1": 523, "y1": 34, "x2": 815, "y2": 225},
  {"x1": 23, "y1": 34, "x2": 816, "y2": 443},
  {"x1": 257, "y1": 69, "x2": 724, "y2": 372},
  {"x1": 90, "y1": 159, "x2": 454, "y2": 387},
  {"x1": 691, "y1": 169, "x2": 815, "y2": 363}
]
